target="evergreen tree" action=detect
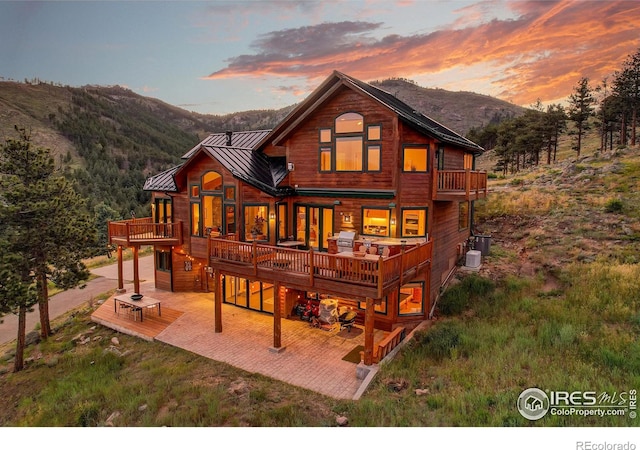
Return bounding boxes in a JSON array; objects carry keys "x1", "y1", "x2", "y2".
[
  {"x1": 567, "y1": 77, "x2": 595, "y2": 157},
  {"x1": 0, "y1": 127, "x2": 97, "y2": 370},
  {"x1": 612, "y1": 48, "x2": 640, "y2": 146}
]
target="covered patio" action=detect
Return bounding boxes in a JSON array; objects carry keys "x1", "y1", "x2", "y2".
[{"x1": 91, "y1": 283, "x2": 391, "y2": 400}]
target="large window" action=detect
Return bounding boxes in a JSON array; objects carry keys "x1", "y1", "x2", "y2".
[
  {"x1": 335, "y1": 112, "x2": 363, "y2": 133},
  {"x1": 336, "y1": 136, "x2": 363, "y2": 171},
  {"x1": 202, "y1": 171, "x2": 222, "y2": 191},
  {"x1": 191, "y1": 172, "x2": 226, "y2": 236},
  {"x1": 320, "y1": 147, "x2": 332, "y2": 172},
  {"x1": 153, "y1": 198, "x2": 172, "y2": 223},
  {"x1": 245, "y1": 204, "x2": 268, "y2": 241},
  {"x1": 318, "y1": 113, "x2": 381, "y2": 173},
  {"x1": 401, "y1": 208, "x2": 427, "y2": 237},
  {"x1": 362, "y1": 207, "x2": 390, "y2": 237},
  {"x1": 191, "y1": 202, "x2": 200, "y2": 236},
  {"x1": 403, "y1": 145, "x2": 428, "y2": 172},
  {"x1": 367, "y1": 145, "x2": 381, "y2": 172},
  {"x1": 399, "y1": 282, "x2": 424, "y2": 315}
]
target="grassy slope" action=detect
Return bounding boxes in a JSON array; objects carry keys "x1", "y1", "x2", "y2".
[{"x1": 2, "y1": 118, "x2": 639, "y2": 428}]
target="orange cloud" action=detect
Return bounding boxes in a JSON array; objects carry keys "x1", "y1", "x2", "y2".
[{"x1": 203, "y1": 0, "x2": 640, "y2": 106}]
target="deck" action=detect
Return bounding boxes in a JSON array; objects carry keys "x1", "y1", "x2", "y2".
[
  {"x1": 208, "y1": 239, "x2": 433, "y2": 300},
  {"x1": 108, "y1": 218, "x2": 183, "y2": 246},
  {"x1": 91, "y1": 297, "x2": 184, "y2": 341},
  {"x1": 433, "y1": 169, "x2": 487, "y2": 201}
]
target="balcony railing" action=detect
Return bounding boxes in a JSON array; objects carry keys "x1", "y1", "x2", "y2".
[
  {"x1": 108, "y1": 218, "x2": 183, "y2": 246},
  {"x1": 433, "y1": 168, "x2": 487, "y2": 201},
  {"x1": 208, "y1": 238, "x2": 433, "y2": 299}
]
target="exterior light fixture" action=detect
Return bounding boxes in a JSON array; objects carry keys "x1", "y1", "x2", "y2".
[{"x1": 269, "y1": 212, "x2": 276, "y2": 220}]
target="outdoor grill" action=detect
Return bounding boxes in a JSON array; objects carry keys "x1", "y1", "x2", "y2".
[{"x1": 336, "y1": 231, "x2": 356, "y2": 253}]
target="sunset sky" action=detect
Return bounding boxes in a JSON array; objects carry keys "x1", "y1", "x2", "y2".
[{"x1": 1, "y1": 0, "x2": 639, "y2": 115}]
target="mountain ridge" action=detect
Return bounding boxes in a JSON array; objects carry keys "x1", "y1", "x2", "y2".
[{"x1": 0, "y1": 78, "x2": 525, "y2": 216}]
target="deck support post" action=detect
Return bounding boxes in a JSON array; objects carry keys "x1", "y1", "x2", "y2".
[
  {"x1": 271, "y1": 282, "x2": 284, "y2": 352},
  {"x1": 363, "y1": 297, "x2": 375, "y2": 366},
  {"x1": 116, "y1": 245, "x2": 124, "y2": 292},
  {"x1": 132, "y1": 245, "x2": 140, "y2": 294},
  {"x1": 214, "y1": 269, "x2": 223, "y2": 333}
]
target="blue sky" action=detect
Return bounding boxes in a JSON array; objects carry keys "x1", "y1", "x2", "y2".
[{"x1": 1, "y1": 0, "x2": 639, "y2": 115}]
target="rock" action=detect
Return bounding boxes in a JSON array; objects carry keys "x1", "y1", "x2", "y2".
[
  {"x1": 336, "y1": 415, "x2": 349, "y2": 426},
  {"x1": 111, "y1": 337, "x2": 120, "y2": 346},
  {"x1": 25, "y1": 331, "x2": 40, "y2": 346},
  {"x1": 103, "y1": 346, "x2": 122, "y2": 357},
  {"x1": 138, "y1": 404, "x2": 148, "y2": 412},
  {"x1": 228, "y1": 378, "x2": 249, "y2": 395},
  {"x1": 105, "y1": 411, "x2": 120, "y2": 427},
  {"x1": 415, "y1": 388, "x2": 430, "y2": 396}
]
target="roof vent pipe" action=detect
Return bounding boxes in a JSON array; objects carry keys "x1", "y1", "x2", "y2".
[{"x1": 225, "y1": 131, "x2": 232, "y2": 146}]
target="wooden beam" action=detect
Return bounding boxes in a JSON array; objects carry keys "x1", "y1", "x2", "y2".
[
  {"x1": 117, "y1": 245, "x2": 124, "y2": 291},
  {"x1": 214, "y1": 269, "x2": 223, "y2": 333},
  {"x1": 273, "y1": 282, "x2": 282, "y2": 348},
  {"x1": 132, "y1": 245, "x2": 140, "y2": 294},
  {"x1": 363, "y1": 297, "x2": 375, "y2": 365}
]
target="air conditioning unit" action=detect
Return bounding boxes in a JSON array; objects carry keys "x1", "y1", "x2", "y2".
[{"x1": 465, "y1": 250, "x2": 481, "y2": 268}]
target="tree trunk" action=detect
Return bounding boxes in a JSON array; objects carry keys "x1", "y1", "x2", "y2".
[
  {"x1": 14, "y1": 305, "x2": 27, "y2": 372},
  {"x1": 37, "y1": 269, "x2": 51, "y2": 339},
  {"x1": 632, "y1": 106, "x2": 637, "y2": 146}
]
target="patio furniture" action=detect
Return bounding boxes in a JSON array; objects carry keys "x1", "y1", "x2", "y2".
[{"x1": 114, "y1": 294, "x2": 162, "y2": 322}]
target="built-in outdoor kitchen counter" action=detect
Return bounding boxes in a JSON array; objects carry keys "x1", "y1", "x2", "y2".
[{"x1": 328, "y1": 234, "x2": 427, "y2": 256}]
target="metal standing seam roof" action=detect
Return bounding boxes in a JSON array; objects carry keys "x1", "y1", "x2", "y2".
[
  {"x1": 143, "y1": 164, "x2": 181, "y2": 192},
  {"x1": 182, "y1": 129, "x2": 271, "y2": 159},
  {"x1": 201, "y1": 145, "x2": 291, "y2": 197},
  {"x1": 338, "y1": 72, "x2": 484, "y2": 152}
]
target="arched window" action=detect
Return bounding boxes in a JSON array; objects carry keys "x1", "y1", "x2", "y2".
[
  {"x1": 202, "y1": 171, "x2": 222, "y2": 191},
  {"x1": 335, "y1": 112, "x2": 363, "y2": 134}
]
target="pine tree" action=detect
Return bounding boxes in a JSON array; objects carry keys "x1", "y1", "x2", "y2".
[
  {"x1": 567, "y1": 78, "x2": 595, "y2": 157},
  {"x1": 0, "y1": 127, "x2": 97, "y2": 371}
]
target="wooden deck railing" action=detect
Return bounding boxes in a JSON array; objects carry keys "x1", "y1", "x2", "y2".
[
  {"x1": 433, "y1": 169, "x2": 487, "y2": 200},
  {"x1": 209, "y1": 237, "x2": 433, "y2": 299},
  {"x1": 108, "y1": 218, "x2": 183, "y2": 246}
]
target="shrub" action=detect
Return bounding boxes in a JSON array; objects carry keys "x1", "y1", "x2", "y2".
[
  {"x1": 437, "y1": 284, "x2": 469, "y2": 316},
  {"x1": 604, "y1": 198, "x2": 624, "y2": 213},
  {"x1": 418, "y1": 322, "x2": 462, "y2": 361},
  {"x1": 437, "y1": 275, "x2": 496, "y2": 316}
]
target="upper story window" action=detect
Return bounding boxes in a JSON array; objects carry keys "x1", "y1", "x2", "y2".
[
  {"x1": 202, "y1": 171, "x2": 222, "y2": 191},
  {"x1": 335, "y1": 113, "x2": 363, "y2": 133},
  {"x1": 319, "y1": 113, "x2": 381, "y2": 173},
  {"x1": 403, "y1": 145, "x2": 429, "y2": 172},
  {"x1": 367, "y1": 125, "x2": 381, "y2": 141}
]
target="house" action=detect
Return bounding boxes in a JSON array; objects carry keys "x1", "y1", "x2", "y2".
[{"x1": 108, "y1": 71, "x2": 486, "y2": 365}]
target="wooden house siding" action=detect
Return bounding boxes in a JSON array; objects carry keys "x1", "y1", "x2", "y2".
[
  {"x1": 443, "y1": 147, "x2": 466, "y2": 170},
  {"x1": 285, "y1": 86, "x2": 397, "y2": 191},
  {"x1": 430, "y1": 201, "x2": 470, "y2": 301}
]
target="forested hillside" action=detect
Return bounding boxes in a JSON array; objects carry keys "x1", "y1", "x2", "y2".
[
  {"x1": 0, "y1": 81, "x2": 293, "y2": 218},
  {"x1": 0, "y1": 78, "x2": 523, "y2": 218}
]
